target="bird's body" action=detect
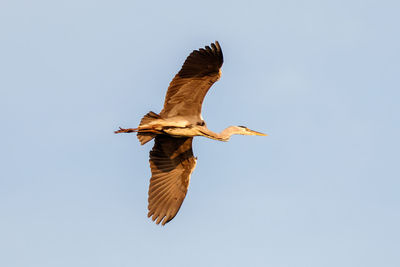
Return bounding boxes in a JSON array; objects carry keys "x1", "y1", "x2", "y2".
[{"x1": 116, "y1": 41, "x2": 266, "y2": 225}]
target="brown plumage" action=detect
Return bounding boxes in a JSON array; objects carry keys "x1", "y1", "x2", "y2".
[
  {"x1": 115, "y1": 41, "x2": 266, "y2": 225},
  {"x1": 160, "y1": 41, "x2": 223, "y2": 119},
  {"x1": 148, "y1": 136, "x2": 196, "y2": 225}
]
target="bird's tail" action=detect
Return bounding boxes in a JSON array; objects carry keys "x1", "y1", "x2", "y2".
[{"x1": 137, "y1": 111, "x2": 160, "y2": 145}]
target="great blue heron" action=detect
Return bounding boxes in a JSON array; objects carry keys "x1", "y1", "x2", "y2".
[{"x1": 115, "y1": 41, "x2": 266, "y2": 225}]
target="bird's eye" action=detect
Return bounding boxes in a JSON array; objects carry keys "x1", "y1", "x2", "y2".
[{"x1": 197, "y1": 121, "x2": 205, "y2": 126}]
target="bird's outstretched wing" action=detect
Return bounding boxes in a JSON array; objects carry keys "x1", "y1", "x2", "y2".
[
  {"x1": 148, "y1": 135, "x2": 197, "y2": 225},
  {"x1": 160, "y1": 41, "x2": 223, "y2": 119}
]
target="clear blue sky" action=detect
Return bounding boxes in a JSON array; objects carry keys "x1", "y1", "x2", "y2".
[{"x1": 1, "y1": 0, "x2": 399, "y2": 266}]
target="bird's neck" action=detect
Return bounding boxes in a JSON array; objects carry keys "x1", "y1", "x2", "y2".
[
  {"x1": 219, "y1": 126, "x2": 239, "y2": 141},
  {"x1": 199, "y1": 126, "x2": 236, "y2": 141}
]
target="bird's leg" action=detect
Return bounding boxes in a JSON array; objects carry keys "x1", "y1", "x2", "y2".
[{"x1": 114, "y1": 127, "x2": 138, "y2": 134}]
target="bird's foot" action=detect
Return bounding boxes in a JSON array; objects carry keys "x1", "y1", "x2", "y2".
[{"x1": 114, "y1": 127, "x2": 138, "y2": 134}]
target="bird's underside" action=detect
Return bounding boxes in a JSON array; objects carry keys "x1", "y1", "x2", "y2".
[{"x1": 115, "y1": 41, "x2": 266, "y2": 225}]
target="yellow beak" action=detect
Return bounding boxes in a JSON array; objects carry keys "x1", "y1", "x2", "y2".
[{"x1": 248, "y1": 129, "x2": 268, "y2": 136}]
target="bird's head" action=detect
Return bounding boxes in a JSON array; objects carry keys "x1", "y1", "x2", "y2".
[{"x1": 233, "y1": 126, "x2": 267, "y2": 136}]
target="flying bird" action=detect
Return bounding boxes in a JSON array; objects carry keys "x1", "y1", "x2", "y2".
[{"x1": 115, "y1": 41, "x2": 266, "y2": 225}]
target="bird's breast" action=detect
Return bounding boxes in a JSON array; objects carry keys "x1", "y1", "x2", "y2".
[{"x1": 162, "y1": 126, "x2": 201, "y2": 138}]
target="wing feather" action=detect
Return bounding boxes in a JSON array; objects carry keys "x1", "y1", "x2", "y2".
[
  {"x1": 148, "y1": 135, "x2": 197, "y2": 225},
  {"x1": 160, "y1": 41, "x2": 223, "y2": 119}
]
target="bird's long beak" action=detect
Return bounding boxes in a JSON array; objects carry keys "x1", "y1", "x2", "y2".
[{"x1": 248, "y1": 129, "x2": 268, "y2": 136}]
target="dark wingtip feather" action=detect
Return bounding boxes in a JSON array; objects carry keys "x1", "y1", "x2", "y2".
[
  {"x1": 176, "y1": 41, "x2": 224, "y2": 78},
  {"x1": 211, "y1": 41, "x2": 223, "y2": 66}
]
